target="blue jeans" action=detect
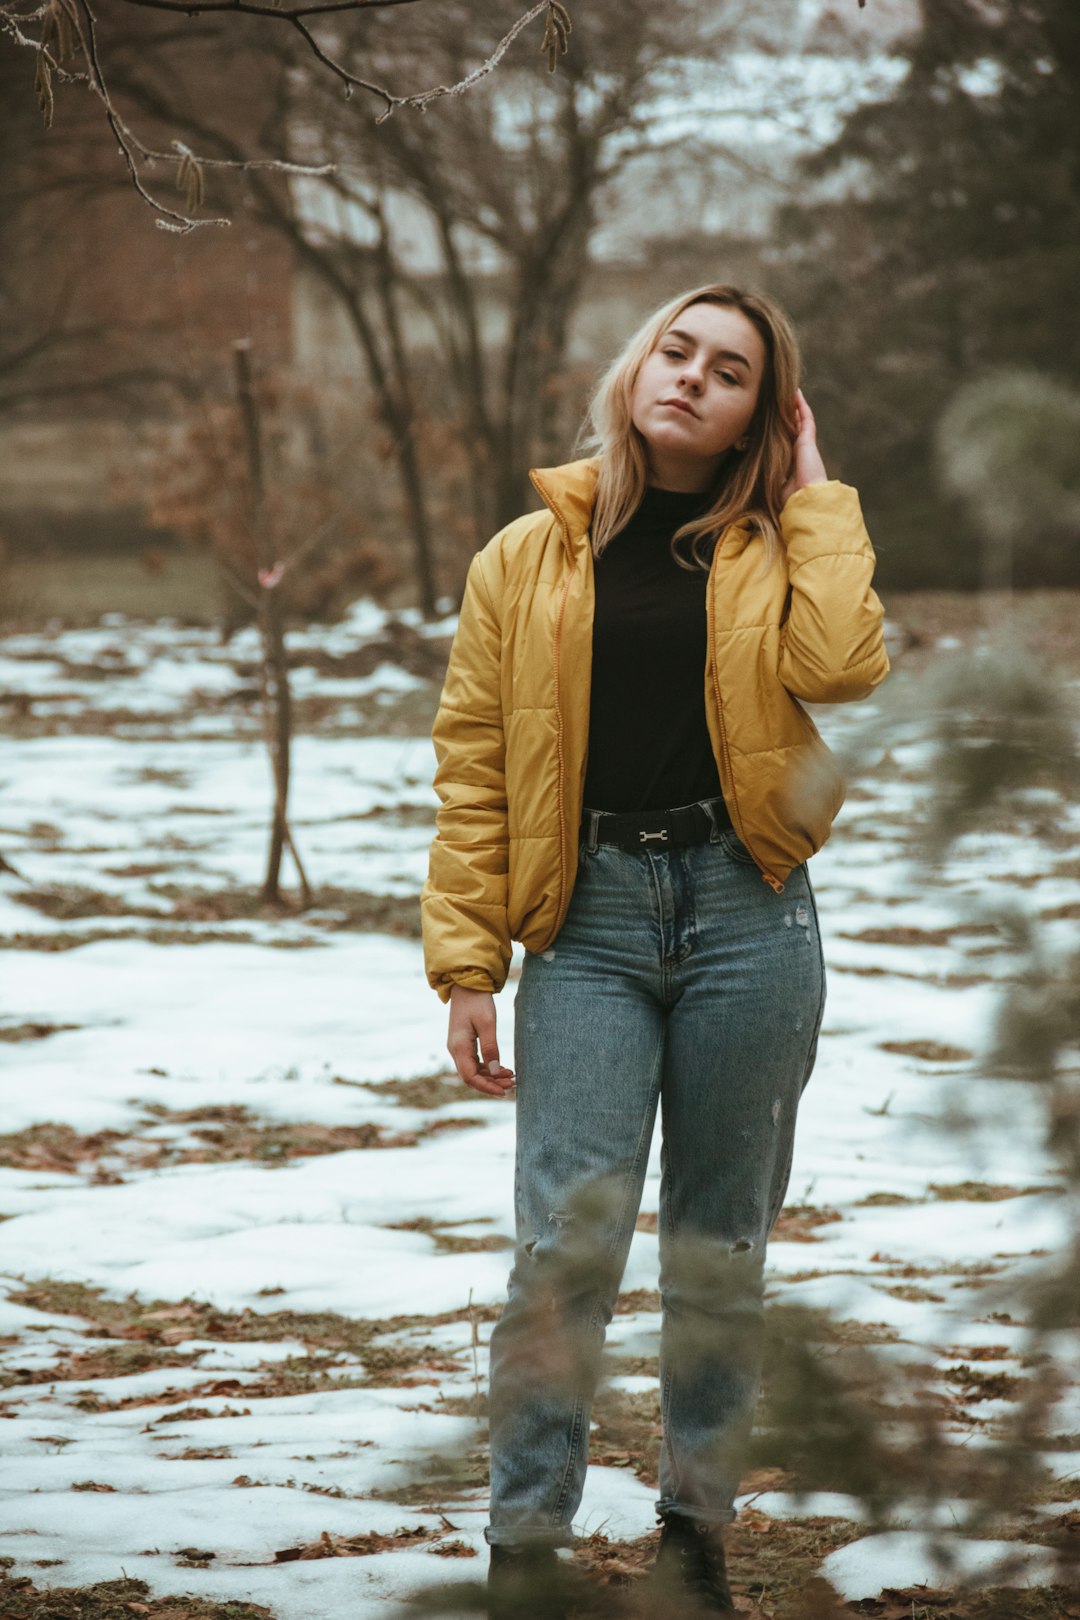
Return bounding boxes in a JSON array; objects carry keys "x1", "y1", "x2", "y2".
[{"x1": 484, "y1": 811, "x2": 826, "y2": 1547}]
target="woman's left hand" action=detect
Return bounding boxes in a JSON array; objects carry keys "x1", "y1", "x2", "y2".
[{"x1": 780, "y1": 388, "x2": 829, "y2": 506}]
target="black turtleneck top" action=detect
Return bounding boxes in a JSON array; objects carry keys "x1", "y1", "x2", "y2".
[{"x1": 581, "y1": 483, "x2": 734, "y2": 820}]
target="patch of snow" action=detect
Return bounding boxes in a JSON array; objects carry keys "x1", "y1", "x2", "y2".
[{"x1": 821, "y1": 1529, "x2": 1069, "y2": 1598}]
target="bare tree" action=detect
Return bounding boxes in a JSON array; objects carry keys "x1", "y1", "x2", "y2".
[
  {"x1": 127, "y1": 341, "x2": 397, "y2": 902},
  {"x1": 89, "y1": 0, "x2": 788, "y2": 617},
  {"x1": 232, "y1": 339, "x2": 307, "y2": 903},
  {"x1": 295, "y1": 0, "x2": 788, "y2": 531}
]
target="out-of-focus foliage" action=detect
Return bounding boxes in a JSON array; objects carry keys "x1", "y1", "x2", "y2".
[{"x1": 935, "y1": 369, "x2": 1080, "y2": 589}]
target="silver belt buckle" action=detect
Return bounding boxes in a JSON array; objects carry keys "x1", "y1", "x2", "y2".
[{"x1": 639, "y1": 828, "x2": 669, "y2": 843}]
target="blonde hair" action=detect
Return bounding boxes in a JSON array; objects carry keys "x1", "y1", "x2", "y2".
[{"x1": 571, "y1": 282, "x2": 802, "y2": 574}]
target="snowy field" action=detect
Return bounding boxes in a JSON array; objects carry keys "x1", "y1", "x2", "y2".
[{"x1": 1, "y1": 600, "x2": 1078, "y2": 1617}]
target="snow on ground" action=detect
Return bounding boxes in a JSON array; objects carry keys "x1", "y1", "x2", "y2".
[{"x1": 1, "y1": 605, "x2": 1078, "y2": 1614}]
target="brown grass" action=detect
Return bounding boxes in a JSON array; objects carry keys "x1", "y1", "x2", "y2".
[
  {"x1": 0, "y1": 1020, "x2": 81, "y2": 1043},
  {"x1": 0, "y1": 1571, "x2": 274, "y2": 1620},
  {"x1": 0, "y1": 1105, "x2": 484, "y2": 1176},
  {"x1": 5, "y1": 1279, "x2": 501, "y2": 1383},
  {"x1": 353, "y1": 1071, "x2": 479, "y2": 1109},
  {"x1": 879, "y1": 1040, "x2": 974, "y2": 1062},
  {"x1": 11, "y1": 883, "x2": 422, "y2": 938},
  {"x1": 383, "y1": 1216, "x2": 513, "y2": 1255}
]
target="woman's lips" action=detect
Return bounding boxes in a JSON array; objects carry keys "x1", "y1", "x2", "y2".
[{"x1": 662, "y1": 399, "x2": 696, "y2": 417}]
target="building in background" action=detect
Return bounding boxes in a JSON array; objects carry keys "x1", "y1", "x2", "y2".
[{"x1": 0, "y1": 0, "x2": 918, "y2": 612}]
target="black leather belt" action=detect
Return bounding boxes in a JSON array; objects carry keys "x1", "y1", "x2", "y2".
[{"x1": 580, "y1": 796, "x2": 732, "y2": 850}]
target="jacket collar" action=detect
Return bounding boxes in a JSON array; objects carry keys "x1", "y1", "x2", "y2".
[
  {"x1": 528, "y1": 454, "x2": 753, "y2": 558},
  {"x1": 528, "y1": 457, "x2": 601, "y2": 555}
]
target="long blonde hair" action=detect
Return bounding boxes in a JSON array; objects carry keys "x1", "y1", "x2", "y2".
[{"x1": 571, "y1": 283, "x2": 801, "y2": 574}]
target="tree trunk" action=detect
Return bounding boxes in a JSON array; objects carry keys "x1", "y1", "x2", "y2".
[{"x1": 233, "y1": 338, "x2": 311, "y2": 907}]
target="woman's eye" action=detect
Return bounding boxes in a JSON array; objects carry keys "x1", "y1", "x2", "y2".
[
  {"x1": 716, "y1": 371, "x2": 738, "y2": 385},
  {"x1": 662, "y1": 349, "x2": 683, "y2": 360}
]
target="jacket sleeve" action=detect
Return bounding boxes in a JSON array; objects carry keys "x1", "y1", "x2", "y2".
[
  {"x1": 776, "y1": 480, "x2": 891, "y2": 704},
  {"x1": 420, "y1": 547, "x2": 512, "y2": 1004}
]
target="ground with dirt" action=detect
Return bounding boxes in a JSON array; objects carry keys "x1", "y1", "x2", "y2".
[{"x1": 1, "y1": 592, "x2": 1078, "y2": 1618}]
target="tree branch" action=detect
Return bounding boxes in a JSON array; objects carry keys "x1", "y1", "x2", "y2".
[
  {"x1": 114, "y1": 0, "x2": 426, "y2": 15},
  {"x1": 0, "y1": 0, "x2": 573, "y2": 226}
]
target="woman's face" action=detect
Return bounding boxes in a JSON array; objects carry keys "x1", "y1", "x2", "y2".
[{"x1": 630, "y1": 302, "x2": 767, "y2": 490}]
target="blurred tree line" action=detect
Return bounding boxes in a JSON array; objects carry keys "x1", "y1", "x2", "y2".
[
  {"x1": 87, "y1": 0, "x2": 767, "y2": 616},
  {"x1": 2, "y1": 0, "x2": 1077, "y2": 617},
  {"x1": 768, "y1": 0, "x2": 1080, "y2": 589}
]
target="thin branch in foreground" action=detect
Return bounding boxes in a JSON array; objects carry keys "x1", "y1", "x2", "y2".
[
  {"x1": 72, "y1": 0, "x2": 231, "y2": 230},
  {"x1": 373, "y1": 1, "x2": 566, "y2": 121},
  {"x1": 0, "y1": 0, "x2": 575, "y2": 227},
  {"x1": 116, "y1": 0, "x2": 428, "y2": 15}
]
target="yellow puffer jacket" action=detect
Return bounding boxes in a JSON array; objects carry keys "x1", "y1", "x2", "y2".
[{"x1": 421, "y1": 455, "x2": 889, "y2": 1003}]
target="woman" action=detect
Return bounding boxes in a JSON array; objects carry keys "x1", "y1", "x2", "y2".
[{"x1": 420, "y1": 282, "x2": 890, "y2": 1617}]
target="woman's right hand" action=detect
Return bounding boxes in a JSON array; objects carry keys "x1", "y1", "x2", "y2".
[{"x1": 447, "y1": 985, "x2": 517, "y2": 1097}]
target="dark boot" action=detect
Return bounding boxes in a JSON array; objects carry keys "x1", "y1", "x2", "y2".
[
  {"x1": 648, "y1": 1511, "x2": 736, "y2": 1615},
  {"x1": 487, "y1": 1542, "x2": 578, "y2": 1619}
]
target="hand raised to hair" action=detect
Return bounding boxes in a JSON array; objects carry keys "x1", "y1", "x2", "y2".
[{"x1": 780, "y1": 388, "x2": 829, "y2": 507}]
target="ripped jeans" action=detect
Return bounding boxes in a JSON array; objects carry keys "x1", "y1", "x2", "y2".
[{"x1": 483, "y1": 820, "x2": 826, "y2": 1547}]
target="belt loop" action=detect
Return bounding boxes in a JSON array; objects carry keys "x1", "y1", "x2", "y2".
[
  {"x1": 699, "y1": 797, "x2": 723, "y2": 845},
  {"x1": 586, "y1": 808, "x2": 600, "y2": 854}
]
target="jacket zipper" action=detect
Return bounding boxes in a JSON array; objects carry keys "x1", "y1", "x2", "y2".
[
  {"x1": 552, "y1": 563, "x2": 575, "y2": 928},
  {"x1": 707, "y1": 561, "x2": 786, "y2": 895}
]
